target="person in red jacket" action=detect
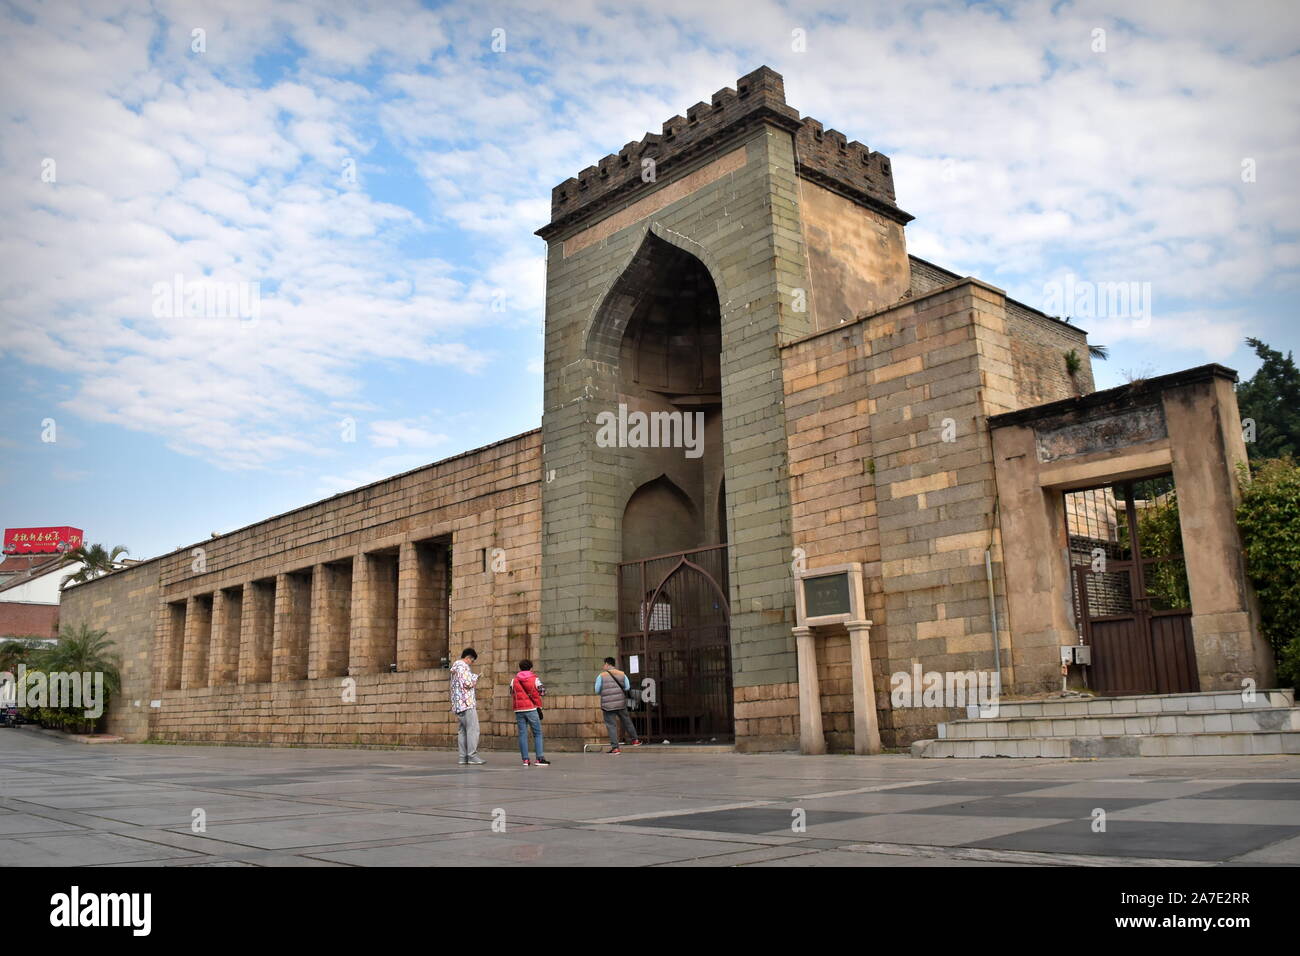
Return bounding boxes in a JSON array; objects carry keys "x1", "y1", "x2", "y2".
[{"x1": 510, "y1": 660, "x2": 549, "y2": 766}]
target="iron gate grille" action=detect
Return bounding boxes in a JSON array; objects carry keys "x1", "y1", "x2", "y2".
[
  {"x1": 1065, "y1": 474, "x2": 1197, "y2": 695},
  {"x1": 617, "y1": 544, "x2": 733, "y2": 741}
]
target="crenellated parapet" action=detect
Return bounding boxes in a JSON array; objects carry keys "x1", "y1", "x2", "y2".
[
  {"x1": 537, "y1": 65, "x2": 910, "y2": 239},
  {"x1": 793, "y1": 117, "x2": 905, "y2": 221}
]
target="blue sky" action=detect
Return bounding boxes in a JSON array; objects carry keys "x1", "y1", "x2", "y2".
[{"x1": 1, "y1": 0, "x2": 1297, "y2": 562}]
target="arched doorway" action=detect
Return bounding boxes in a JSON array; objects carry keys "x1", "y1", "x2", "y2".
[
  {"x1": 603, "y1": 232, "x2": 733, "y2": 741},
  {"x1": 617, "y1": 544, "x2": 732, "y2": 741}
]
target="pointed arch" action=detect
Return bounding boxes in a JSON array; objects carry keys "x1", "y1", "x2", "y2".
[
  {"x1": 622, "y1": 474, "x2": 699, "y2": 563},
  {"x1": 585, "y1": 223, "x2": 727, "y2": 368}
]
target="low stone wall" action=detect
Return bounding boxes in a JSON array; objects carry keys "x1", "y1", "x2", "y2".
[{"x1": 147, "y1": 672, "x2": 608, "y2": 751}]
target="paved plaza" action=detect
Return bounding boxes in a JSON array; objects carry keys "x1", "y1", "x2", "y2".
[{"x1": 2, "y1": 729, "x2": 1298, "y2": 867}]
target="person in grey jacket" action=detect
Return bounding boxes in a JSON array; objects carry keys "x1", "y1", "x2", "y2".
[{"x1": 596, "y1": 657, "x2": 642, "y2": 754}]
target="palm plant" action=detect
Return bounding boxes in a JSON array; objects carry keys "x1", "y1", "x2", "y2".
[
  {"x1": 59, "y1": 544, "x2": 130, "y2": 588},
  {"x1": 41, "y1": 624, "x2": 122, "y2": 733},
  {"x1": 1064, "y1": 343, "x2": 1110, "y2": 395},
  {"x1": 45, "y1": 624, "x2": 122, "y2": 693},
  {"x1": 0, "y1": 637, "x2": 49, "y2": 674}
]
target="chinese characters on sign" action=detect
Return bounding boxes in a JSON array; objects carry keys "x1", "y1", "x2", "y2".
[
  {"x1": 2, "y1": 526, "x2": 84, "y2": 555},
  {"x1": 803, "y1": 572, "x2": 852, "y2": 618}
]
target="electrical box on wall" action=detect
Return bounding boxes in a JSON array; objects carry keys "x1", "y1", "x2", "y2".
[{"x1": 1060, "y1": 645, "x2": 1091, "y2": 666}]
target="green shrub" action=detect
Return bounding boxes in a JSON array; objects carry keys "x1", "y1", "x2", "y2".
[{"x1": 1236, "y1": 457, "x2": 1300, "y2": 687}]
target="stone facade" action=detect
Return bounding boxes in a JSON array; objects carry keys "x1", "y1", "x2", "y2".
[
  {"x1": 990, "y1": 366, "x2": 1274, "y2": 697},
  {"x1": 64, "y1": 432, "x2": 547, "y2": 746},
  {"x1": 58, "y1": 66, "x2": 1271, "y2": 754},
  {"x1": 779, "y1": 276, "x2": 1091, "y2": 744},
  {"x1": 57, "y1": 559, "x2": 157, "y2": 740}
]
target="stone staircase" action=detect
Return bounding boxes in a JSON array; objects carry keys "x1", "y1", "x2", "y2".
[{"x1": 911, "y1": 688, "x2": 1300, "y2": 758}]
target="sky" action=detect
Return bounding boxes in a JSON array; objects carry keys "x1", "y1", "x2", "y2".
[{"x1": 1, "y1": 0, "x2": 1297, "y2": 563}]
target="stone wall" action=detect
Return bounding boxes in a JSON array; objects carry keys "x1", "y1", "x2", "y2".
[
  {"x1": 780, "y1": 279, "x2": 1076, "y2": 747},
  {"x1": 989, "y1": 365, "x2": 1273, "y2": 697},
  {"x1": 63, "y1": 431, "x2": 544, "y2": 748},
  {"x1": 910, "y1": 255, "x2": 1092, "y2": 404},
  {"x1": 799, "y1": 178, "x2": 910, "y2": 330},
  {"x1": 1005, "y1": 301, "x2": 1094, "y2": 404},
  {"x1": 60, "y1": 560, "x2": 160, "y2": 740}
]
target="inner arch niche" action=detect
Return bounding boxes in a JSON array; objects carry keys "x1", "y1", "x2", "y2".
[
  {"x1": 622, "y1": 476, "x2": 696, "y2": 562},
  {"x1": 595, "y1": 231, "x2": 728, "y2": 551}
]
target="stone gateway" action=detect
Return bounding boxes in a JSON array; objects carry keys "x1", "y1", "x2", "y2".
[{"x1": 62, "y1": 67, "x2": 1274, "y2": 754}]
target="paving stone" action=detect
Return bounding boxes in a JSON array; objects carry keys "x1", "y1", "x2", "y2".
[
  {"x1": 2, "y1": 732, "x2": 1297, "y2": 866},
  {"x1": 968, "y1": 820, "x2": 1297, "y2": 862},
  {"x1": 911, "y1": 796, "x2": 1158, "y2": 819}
]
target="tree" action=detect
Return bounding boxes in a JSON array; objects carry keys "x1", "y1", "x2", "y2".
[
  {"x1": 1235, "y1": 457, "x2": 1300, "y2": 687},
  {"x1": 1134, "y1": 492, "x2": 1191, "y2": 611},
  {"x1": 59, "y1": 543, "x2": 130, "y2": 588},
  {"x1": 0, "y1": 637, "x2": 50, "y2": 674},
  {"x1": 1236, "y1": 337, "x2": 1300, "y2": 461},
  {"x1": 44, "y1": 624, "x2": 122, "y2": 690}
]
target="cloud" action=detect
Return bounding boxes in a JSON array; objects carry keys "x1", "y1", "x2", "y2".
[
  {"x1": 367, "y1": 419, "x2": 450, "y2": 449},
  {"x1": 1, "y1": 0, "x2": 1296, "y2": 482}
]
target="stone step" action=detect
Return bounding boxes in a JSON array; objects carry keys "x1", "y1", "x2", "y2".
[
  {"x1": 912, "y1": 730, "x2": 1300, "y2": 759},
  {"x1": 990, "y1": 688, "x2": 1293, "y2": 720},
  {"x1": 939, "y1": 707, "x2": 1300, "y2": 741}
]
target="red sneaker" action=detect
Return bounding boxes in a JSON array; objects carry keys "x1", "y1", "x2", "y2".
[
  {"x1": 608, "y1": 747, "x2": 622, "y2": 755},
  {"x1": 522, "y1": 759, "x2": 531, "y2": 766},
  {"x1": 631, "y1": 739, "x2": 643, "y2": 747}
]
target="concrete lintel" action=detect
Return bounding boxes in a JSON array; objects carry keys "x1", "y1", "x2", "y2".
[{"x1": 1036, "y1": 442, "x2": 1173, "y2": 490}]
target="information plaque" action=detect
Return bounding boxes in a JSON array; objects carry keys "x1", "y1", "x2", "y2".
[
  {"x1": 795, "y1": 561, "x2": 866, "y2": 627},
  {"x1": 804, "y1": 572, "x2": 851, "y2": 618}
]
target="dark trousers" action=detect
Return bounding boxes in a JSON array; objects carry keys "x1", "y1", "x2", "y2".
[{"x1": 602, "y1": 708, "x2": 639, "y2": 746}]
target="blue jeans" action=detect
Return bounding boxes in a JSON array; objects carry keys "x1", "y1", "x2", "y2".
[{"x1": 515, "y1": 709, "x2": 544, "y2": 760}]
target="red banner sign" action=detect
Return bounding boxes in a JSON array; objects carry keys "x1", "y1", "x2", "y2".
[{"x1": 3, "y1": 527, "x2": 84, "y2": 555}]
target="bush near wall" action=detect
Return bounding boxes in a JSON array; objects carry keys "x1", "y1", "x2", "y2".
[
  {"x1": 1236, "y1": 457, "x2": 1300, "y2": 688},
  {"x1": 8, "y1": 624, "x2": 122, "y2": 735}
]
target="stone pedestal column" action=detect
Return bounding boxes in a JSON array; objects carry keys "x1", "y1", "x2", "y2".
[
  {"x1": 847, "y1": 620, "x2": 882, "y2": 755},
  {"x1": 794, "y1": 625, "x2": 825, "y2": 755}
]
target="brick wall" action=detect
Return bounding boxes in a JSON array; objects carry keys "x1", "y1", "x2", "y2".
[
  {"x1": 0, "y1": 601, "x2": 60, "y2": 639},
  {"x1": 1005, "y1": 301, "x2": 1094, "y2": 404},
  {"x1": 911, "y1": 255, "x2": 1093, "y2": 404}
]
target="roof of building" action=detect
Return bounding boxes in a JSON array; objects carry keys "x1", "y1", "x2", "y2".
[
  {"x1": 988, "y1": 364, "x2": 1240, "y2": 429},
  {"x1": 0, "y1": 554, "x2": 64, "y2": 576},
  {"x1": 0, "y1": 555, "x2": 73, "y2": 596}
]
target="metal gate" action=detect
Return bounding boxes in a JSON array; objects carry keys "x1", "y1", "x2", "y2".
[
  {"x1": 617, "y1": 544, "x2": 733, "y2": 741},
  {"x1": 1066, "y1": 474, "x2": 1198, "y2": 696}
]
